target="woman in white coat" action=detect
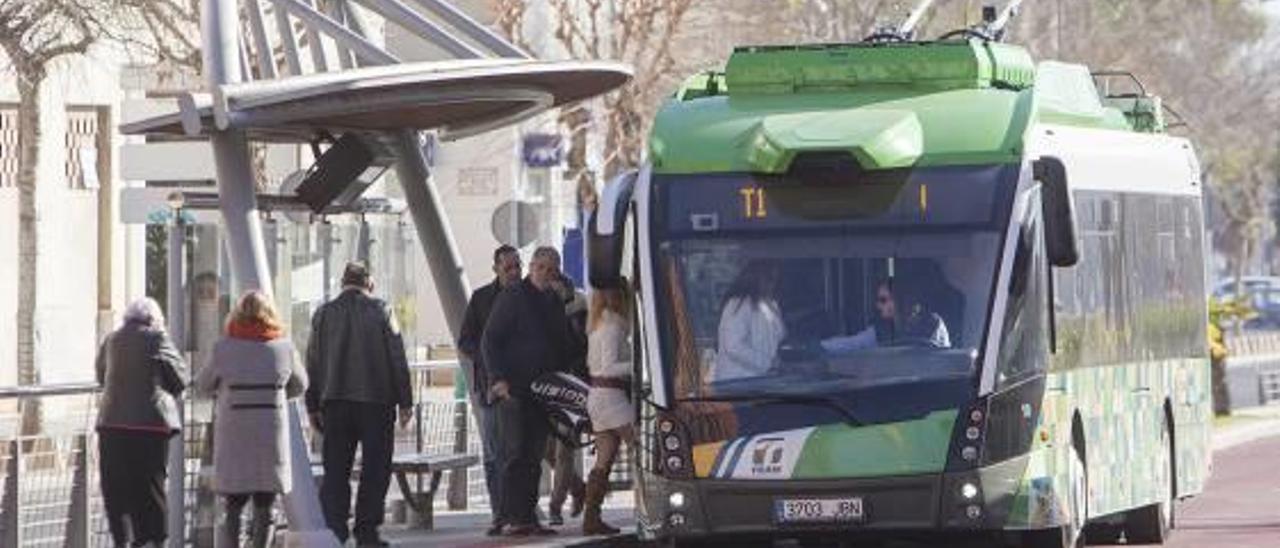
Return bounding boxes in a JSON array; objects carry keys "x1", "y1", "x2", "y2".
[
  {"x1": 711, "y1": 262, "x2": 786, "y2": 383},
  {"x1": 196, "y1": 291, "x2": 307, "y2": 548},
  {"x1": 582, "y1": 279, "x2": 635, "y2": 535}
]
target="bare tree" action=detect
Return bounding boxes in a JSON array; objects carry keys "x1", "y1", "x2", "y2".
[
  {"x1": 0, "y1": 0, "x2": 107, "y2": 432},
  {"x1": 495, "y1": 0, "x2": 694, "y2": 199}
]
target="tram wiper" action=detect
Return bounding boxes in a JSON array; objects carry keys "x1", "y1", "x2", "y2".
[{"x1": 681, "y1": 393, "x2": 864, "y2": 427}]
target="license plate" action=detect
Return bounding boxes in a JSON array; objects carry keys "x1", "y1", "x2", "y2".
[{"x1": 774, "y1": 497, "x2": 864, "y2": 524}]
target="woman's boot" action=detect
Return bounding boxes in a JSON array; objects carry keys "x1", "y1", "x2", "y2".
[
  {"x1": 221, "y1": 508, "x2": 242, "y2": 548},
  {"x1": 248, "y1": 504, "x2": 273, "y2": 548},
  {"x1": 582, "y1": 469, "x2": 620, "y2": 536}
]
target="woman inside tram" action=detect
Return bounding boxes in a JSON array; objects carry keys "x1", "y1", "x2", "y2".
[{"x1": 711, "y1": 261, "x2": 787, "y2": 382}]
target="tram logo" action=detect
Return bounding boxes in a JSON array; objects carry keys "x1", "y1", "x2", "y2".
[{"x1": 751, "y1": 437, "x2": 787, "y2": 474}]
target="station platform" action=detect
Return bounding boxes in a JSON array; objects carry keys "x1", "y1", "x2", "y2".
[{"x1": 387, "y1": 493, "x2": 637, "y2": 547}]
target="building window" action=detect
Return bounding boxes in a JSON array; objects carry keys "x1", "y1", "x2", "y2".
[
  {"x1": 65, "y1": 106, "x2": 108, "y2": 190},
  {"x1": 0, "y1": 106, "x2": 17, "y2": 188}
]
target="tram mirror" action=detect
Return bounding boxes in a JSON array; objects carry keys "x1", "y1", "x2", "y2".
[
  {"x1": 588, "y1": 170, "x2": 639, "y2": 289},
  {"x1": 1034, "y1": 156, "x2": 1080, "y2": 267}
]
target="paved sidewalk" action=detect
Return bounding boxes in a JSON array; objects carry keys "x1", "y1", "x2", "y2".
[
  {"x1": 387, "y1": 492, "x2": 637, "y2": 548},
  {"x1": 1211, "y1": 404, "x2": 1280, "y2": 451}
]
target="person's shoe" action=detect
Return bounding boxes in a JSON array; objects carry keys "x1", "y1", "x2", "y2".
[
  {"x1": 485, "y1": 523, "x2": 505, "y2": 537},
  {"x1": 548, "y1": 512, "x2": 564, "y2": 526},
  {"x1": 355, "y1": 535, "x2": 390, "y2": 547},
  {"x1": 506, "y1": 524, "x2": 558, "y2": 537}
]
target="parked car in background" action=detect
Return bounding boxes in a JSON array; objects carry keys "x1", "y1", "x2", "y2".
[{"x1": 1212, "y1": 276, "x2": 1280, "y2": 299}]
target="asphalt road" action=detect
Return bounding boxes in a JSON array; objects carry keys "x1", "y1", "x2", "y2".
[
  {"x1": 406, "y1": 434, "x2": 1280, "y2": 548},
  {"x1": 1141, "y1": 434, "x2": 1280, "y2": 548}
]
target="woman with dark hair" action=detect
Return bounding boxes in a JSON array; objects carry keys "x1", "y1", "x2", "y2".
[
  {"x1": 822, "y1": 278, "x2": 950, "y2": 352},
  {"x1": 197, "y1": 291, "x2": 308, "y2": 547},
  {"x1": 95, "y1": 298, "x2": 188, "y2": 548},
  {"x1": 711, "y1": 262, "x2": 787, "y2": 382}
]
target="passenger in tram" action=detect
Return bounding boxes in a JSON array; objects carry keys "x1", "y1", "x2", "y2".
[
  {"x1": 821, "y1": 278, "x2": 951, "y2": 353},
  {"x1": 710, "y1": 261, "x2": 787, "y2": 382},
  {"x1": 95, "y1": 297, "x2": 188, "y2": 548},
  {"x1": 196, "y1": 291, "x2": 307, "y2": 548}
]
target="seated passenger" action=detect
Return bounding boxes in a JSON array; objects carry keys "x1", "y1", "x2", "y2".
[
  {"x1": 710, "y1": 262, "x2": 786, "y2": 382},
  {"x1": 822, "y1": 279, "x2": 950, "y2": 353}
]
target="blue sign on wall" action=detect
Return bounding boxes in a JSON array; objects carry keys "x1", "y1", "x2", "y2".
[{"x1": 522, "y1": 133, "x2": 564, "y2": 168}]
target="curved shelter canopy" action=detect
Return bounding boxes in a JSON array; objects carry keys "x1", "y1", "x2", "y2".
[{"x1": 121, "y1": 59, "x2": 632, "y2": 142}]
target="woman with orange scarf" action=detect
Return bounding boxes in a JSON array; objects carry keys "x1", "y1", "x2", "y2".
[{"x1": 196, "y1": 291, "x2": 307, "y2": 547}]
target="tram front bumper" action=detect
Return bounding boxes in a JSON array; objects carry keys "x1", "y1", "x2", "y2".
[{"x1": 638, "y1": 455, "x2": 1035, "y2": 541}]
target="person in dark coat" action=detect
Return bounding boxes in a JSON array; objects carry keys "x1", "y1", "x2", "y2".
[
  {"x1": 196, "y1": 291, "x2": 308, "y2": 548},
  {"x1": 456, "y1": 244, "x2": 522, "y2": 536},
  {"x1": 95, "y1": 298, "x2": 188, "y2": 548},
  {"x1": 482, "y1": 246, "x2": 573, "y2": 537},
  {"x1": 544, "y1": 269, "x2": 588, "y2": 526},
  {"x1": 305, "y1": 262, "x2": 413, "y2": 547}
]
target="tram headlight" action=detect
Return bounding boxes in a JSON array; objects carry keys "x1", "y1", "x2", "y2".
[
  {"x1": 961, "y1": 446, "x2": 978, "y2": 461},
  {"x1": 669, "y1": 512, "x2": 687, "y2": 527},
  {"x1": 965, "y1": 505, "x2": 982, "y2": 520},
  {"x1": 965, "y1": 426, "x2": 981, "y2": 441},
  {"x1": 659, "y1": 419, "x2": 676, "y2": 434},
  {"x1": 960, "y1": 482, "x2": 980, "y2": 500},
  {"x1": 665, "y1": 455, "x2": 684, "y2": 472},
  {"x1": 664, "y1": 434, "x2": 681, "y2": 452},
  {"x1": 668, "y1": 491, "x2": 686, "y2": 509}
]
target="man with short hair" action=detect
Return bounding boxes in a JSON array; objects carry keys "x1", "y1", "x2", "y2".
[
  {"x1": 482, "y1": 246, "x2": 573, "y2": 536},
  {"x1": 457, "y1": 245, "x2": 522, "y2": 536},
  {"x1": 306, "y1": 262, "x2": 413, "y2": 547}
]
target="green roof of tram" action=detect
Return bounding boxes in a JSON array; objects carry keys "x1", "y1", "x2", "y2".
[{"x1": 649, "y1": 40, "x2": 1142, "y2": 175}]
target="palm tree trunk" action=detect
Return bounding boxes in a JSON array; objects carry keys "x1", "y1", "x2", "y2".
[{"x1": 17, "y1": 77, "x2": 43, "y2": 435}]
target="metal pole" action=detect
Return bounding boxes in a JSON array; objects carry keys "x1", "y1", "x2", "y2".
[
  {"x1": 898, "y1": 0, "x2": 938, "y2": 38},
  {"x1": 390, "y1": 129, "x2": 470, "y2": 337},
  {"x1": 410, "y1": 0, "x2": 529, "y2": 58},
  {"x1": 351, "y1": 0, "x2": 486, "y2": 59},
  {"x1": 202, "y1": 0, "x2": 336, "y2": 545},
  {"x1": 165, "y1": 216, "x2": 187, "y2": 548}
]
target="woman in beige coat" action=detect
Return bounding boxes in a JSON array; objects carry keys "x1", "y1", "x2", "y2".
[{"x1": 196, "y1": 291, "x2": 307, "y2": 548}]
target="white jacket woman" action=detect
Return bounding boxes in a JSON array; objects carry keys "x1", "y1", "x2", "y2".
[
  {"x1": 712, "y1": 296, "x2": 786, "y2": 382},
  {"x1": 582, "y1": 281, "x2": 635, "y2": 536}
]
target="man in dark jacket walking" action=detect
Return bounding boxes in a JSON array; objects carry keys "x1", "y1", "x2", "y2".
[
  {"x1": 306, "y1": 262, "x2": 413, "y2": 547},
  {"x1": 457, "y1": 244, "x2": 522, "y2": 535},
  {"x1": 482, "y1": 246, "x2": 572, "y2": 536}
]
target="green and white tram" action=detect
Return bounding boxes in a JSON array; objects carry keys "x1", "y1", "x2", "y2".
[{"x1": 586, "y1": 9, "x2": 1212, "y2": 548}]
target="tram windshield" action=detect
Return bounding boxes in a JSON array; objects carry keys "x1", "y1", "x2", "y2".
[{"x1": 651, "y1": 164, "x2": 1019, "y2": 408}]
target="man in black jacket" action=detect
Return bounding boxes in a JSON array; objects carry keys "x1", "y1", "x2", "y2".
[
  {"x1": 456, "y1": 244, "x2": 522, "y2": 535},
  {"x1": 306, "y1": 262, "x2": 412, "y2": 547},
  {"x1": 482, "y1": 246, "x2": 572, "y2": 536}
]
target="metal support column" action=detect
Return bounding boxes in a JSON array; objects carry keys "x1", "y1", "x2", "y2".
[
  {"x1": 390, "y1": 129, "x2": 469, "y2": 336},
  {"x1": 165, "y1": 219, "x2": 187, "y2": 548},
  {"x1": 201, "y1": 1, "x2": 336, "y2": 546}
]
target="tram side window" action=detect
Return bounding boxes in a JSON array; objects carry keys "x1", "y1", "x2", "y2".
[{"x1": 996, "y1": 203, "x2": 1049, "y2": 387}]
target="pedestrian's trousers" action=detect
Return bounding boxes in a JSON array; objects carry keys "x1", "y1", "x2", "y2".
[
  {"x1": 496, "y1": 396, "x2": 549, "y2": 526},
  {"x1": 99, "y1": 429, "x2": 171, "y2": 547},
  {"x1": 319, "y1": 400, "x2": 394, "y2": 543},
  {"x1": 471, "y1": 395, "x2": 502, "y2": 524}
]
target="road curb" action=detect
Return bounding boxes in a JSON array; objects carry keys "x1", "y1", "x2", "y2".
[{"x1": 1212, "y1": 407, "x2": 1280, "y2": 452}]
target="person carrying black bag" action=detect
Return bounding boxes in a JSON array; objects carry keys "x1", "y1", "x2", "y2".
[{"x1": 482, "y1": 246, "x2": 573, "y2": 537}]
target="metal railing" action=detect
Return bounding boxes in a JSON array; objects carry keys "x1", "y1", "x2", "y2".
[{"x1": 0, "y1": 361, "x2": 633, "y2": 547}]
